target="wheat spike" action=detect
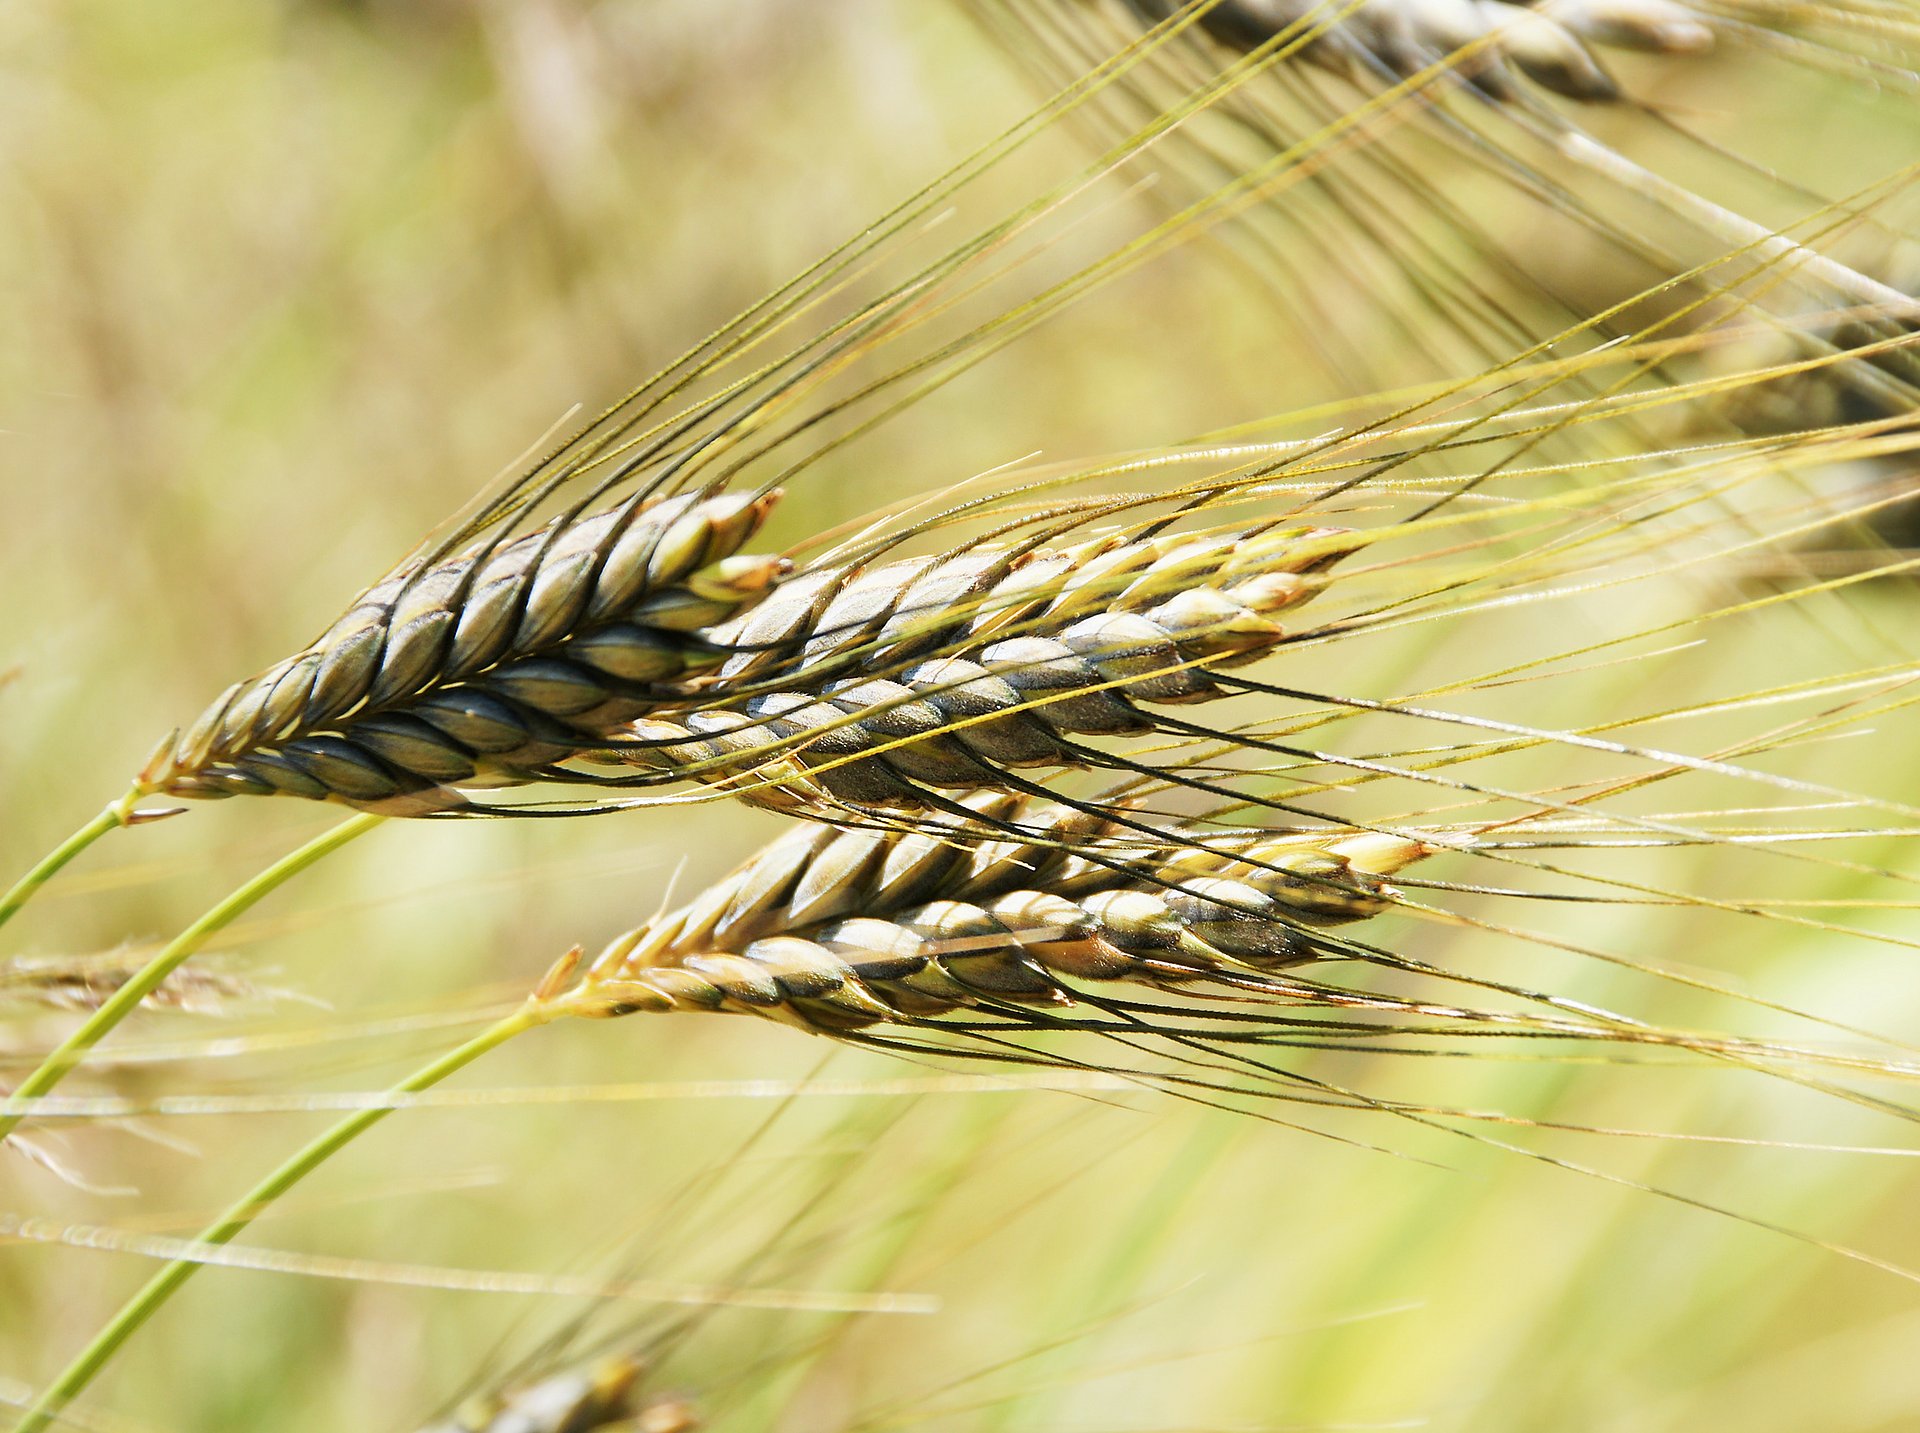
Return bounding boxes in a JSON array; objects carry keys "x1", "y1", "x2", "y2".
[
  {"x1": 139, "y1": 491, "x2": 788, "y2": 814},
  {"x1": 0, "y1": 952, "x2": 273, "y2": 1017},
  {"x1": 615, "y1": 521, "x2": 1343, "y2": 808},
  {"x1": 709, "y1": 520, "x2": 1339, "y2": 681},
  {"x1": 557, "y1": 794, "x2": 1428, "y2": 1032}
]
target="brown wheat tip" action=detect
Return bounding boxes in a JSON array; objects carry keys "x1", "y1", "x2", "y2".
[
  {"x1": 614, "y1": 521, "x2": 1344, "y2": 808},
  {"x1": 553, "y1": 793, "x2": 1429, "y2": 1033},
  {"x1": 141, "y1": 490, "x2": 788, "y2": 814},
  {"x1": 418, "y1": 1353, "x2": 695, "y2": 1433}
]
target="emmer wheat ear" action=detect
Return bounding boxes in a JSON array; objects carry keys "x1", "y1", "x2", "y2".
[
  {"x1": 984, "y1": 0, "x2": 1920, "y2": 400},
  {"x1": 137, "y1": 489, "x2": 788, "y2": 813},
  {"x1": 0, "y1": 467, "x2": 784, "y2": 1132},
  {"x1": 558, "y1": 795, "x2": 1428, "y2": 1029},
  {"x1": 615, "y1": 521, "x2": 1346, "y2": 808}
]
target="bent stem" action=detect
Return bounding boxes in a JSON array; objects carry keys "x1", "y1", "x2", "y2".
[
  {"x1": 0, "y1": 789, "x2": 144, "y2": 939},
  {"x1": 16, "y1": 999, "x2": 553, "y2": 1433},
  {"x1": 0, "y1": 812, "x2": 385, "y2": 1145}
]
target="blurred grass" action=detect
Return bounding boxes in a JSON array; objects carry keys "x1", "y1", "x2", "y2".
[{"x1": 2, "y1": 2, "x2": 1919, "y2": 1430}]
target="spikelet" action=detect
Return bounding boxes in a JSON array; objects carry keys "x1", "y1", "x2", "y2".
[
  {"x1": 556, "y1": 793, "x2": 1430, "y2": 1033},
  {"x1": 140, "y1": 491, "x2": 788, "y2": 814},
  {"x1": 616, "y1": 521, "x2": 1344, "y2": 809}
]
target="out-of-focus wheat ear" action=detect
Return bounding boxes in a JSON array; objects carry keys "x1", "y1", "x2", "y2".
[
  {"x1": 558, "y1": 813, "x2": 1431, "y2": 1032},
  {"x1": 1117, "y1": 0, "x2": 1920, "y2": 319},
  {"x1": 138, "y1": 490, "x2": 789, "y2": 813},
  {"x1": 1110, "y1": 0, "x2": 1695, "y2": 102},
  {"x1": 415, "y1": 1353, "x2": 698, "y2": 1433},
  {"x1": 0, "y1": 950, "x2": 283, "y2": 1016}
]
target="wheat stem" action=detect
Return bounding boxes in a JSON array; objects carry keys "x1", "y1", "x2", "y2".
[
  {"x1": 0, "y1": 792, "x2": 139, "y2": 939},
  {"x1": 0, "y1": 812, "x2": 385, "y2": 1144},
  {"x1": 14, "y1": 1000, "x2": 547, "y2": 1433}
]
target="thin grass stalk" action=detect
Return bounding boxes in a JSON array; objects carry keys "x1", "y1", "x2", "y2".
[
  {"x1": 0, "y1": 812, "x2": 384, "y2": 1146},
  {"x1": 0, "y1": 792, "x2": 139, "y2": 939},
  {"x1": 14, "y1": 997, "x2": 550, "y2": 1433}
]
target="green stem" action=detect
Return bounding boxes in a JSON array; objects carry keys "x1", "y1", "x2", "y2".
[
  {"x1": 16, "y1": 1003, "x2": 547, "y2": 1432},
  {"x1": 0, "y1": 792, "x2": 139, "y2": 939},
  {"x1": 0, "y1": 812, "x2": 385, "y2": 1144}
]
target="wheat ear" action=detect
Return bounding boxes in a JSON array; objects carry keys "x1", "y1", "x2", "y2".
[
  {"x1": 138, "y1": 490, "x2": 787, "y2": 814},
  {"x1": 616, "y1": 522, "x2": 1343, "y2": 808},
  {"x1": 558, "y1": 794, "x2": 1427, "y2": 1030},
  {"x1": 1098, "y1": 0, "x2": 1920, "y2": 320}
]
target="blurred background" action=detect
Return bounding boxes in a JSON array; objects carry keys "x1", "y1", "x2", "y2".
[{"x1": 2, "y1": 2, "x2": 1919, "y2": 1429}]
